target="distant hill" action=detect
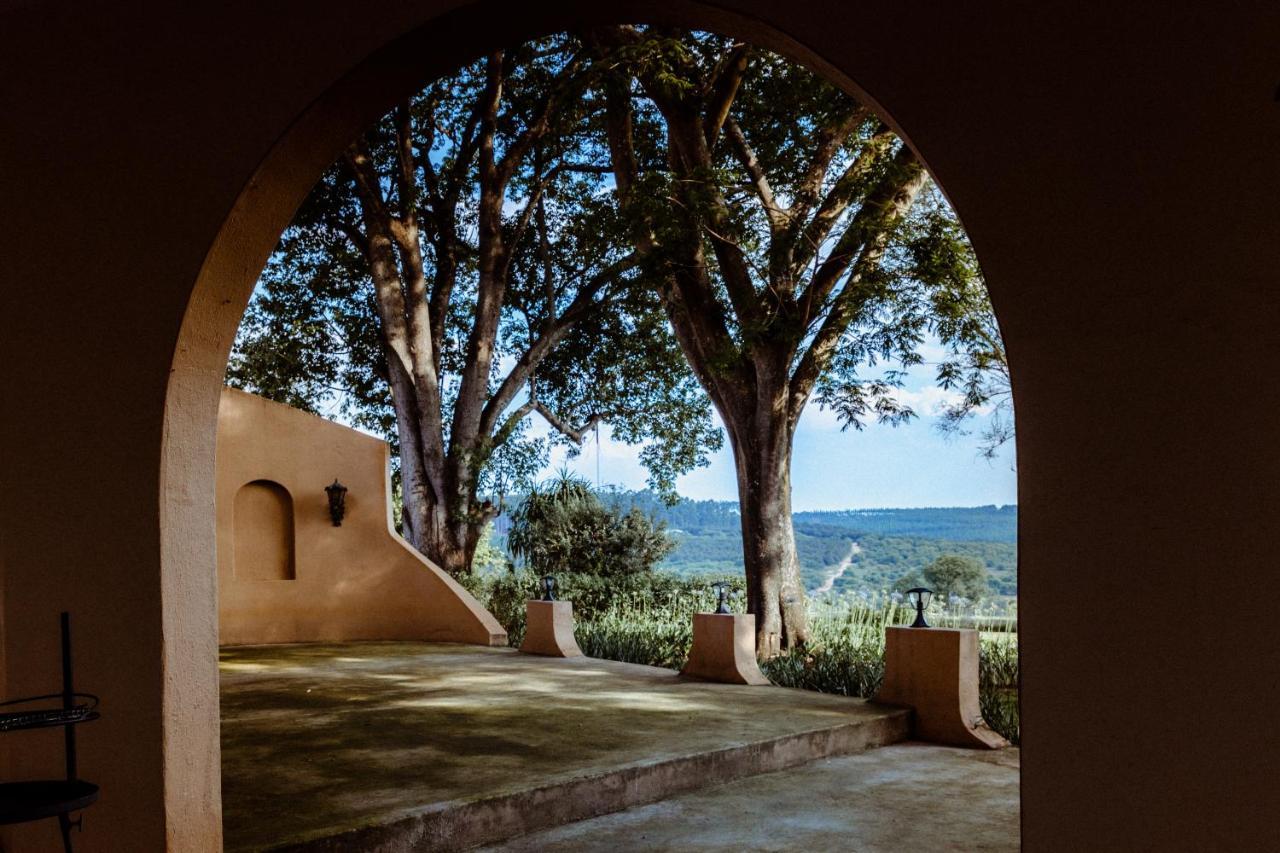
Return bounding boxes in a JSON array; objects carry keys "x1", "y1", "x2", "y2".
[
  {"x1": 794, "y1": 505, "x2": 1016, "y2": 543},
  {"x1": 493, "y1": 492, "x2": 1017, "y2": 596}
]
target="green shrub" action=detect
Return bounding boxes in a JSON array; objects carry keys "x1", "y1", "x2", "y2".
[
  {"x1": 465, "y1": 571, "x2": 1020, "y2": 745},
  {"x1": 468, "y1": 567, "x2": 744, "y2": 648},
  {"x1": 507, "y1": 473, "x2": 675, "y2": 579}
]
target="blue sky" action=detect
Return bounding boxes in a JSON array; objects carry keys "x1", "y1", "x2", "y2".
[{"x1": 533, "y1": 340, "x2": 1017, "y2": 511}]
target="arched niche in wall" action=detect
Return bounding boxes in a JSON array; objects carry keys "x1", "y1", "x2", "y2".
[{"x1": 233, "y1": 480, "x2": 297, "y2": 581}]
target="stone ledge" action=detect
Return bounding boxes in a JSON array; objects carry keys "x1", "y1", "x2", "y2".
[{"x1": 267, "y1": 707, "x2": 909, "y2": 852}]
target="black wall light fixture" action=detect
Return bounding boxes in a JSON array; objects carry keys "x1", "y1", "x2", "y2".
[{"x1": 324, "y1": 479, "x2": 348, "y2": 526}]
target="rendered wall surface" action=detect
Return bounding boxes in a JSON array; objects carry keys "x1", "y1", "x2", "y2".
[
  {"x1": 1, "y1": 2, "x2": 1279, "y2": 850},
  {"x1": 216, "y1": 388, "x2": 506, "y2": 647}
]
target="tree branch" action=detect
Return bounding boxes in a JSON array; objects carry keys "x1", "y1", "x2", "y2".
[
  {"x1": 795, "y1": 146, "x2": 923, "y2": 330},
  {"x1": 591, "y1": 37, "x2": 751, "y2": 418},
  {"x1": 447, "y1": 76, "x2": 491, "y2": 196},
  {"x1": 342, "y1": 140, "x2": 412, "y2": 375},
  {"x1": 495, "y1": 51, "x2": 587, "y2": 189},
  {"x1": 391, "y1": 101, "x2": 419, "y2": 220},
  {"x1": 452, "y1": 51, "x2": 511, "y2": 451},
  {"x1": 602, "y1": 34, "x2": 762, "y2": 328},
  {"x1": 655, "y1": 106, "x2": 761, "y2": 326},
  {"x1": 478, "y1": 252, "x2": 641, "y2": 440},
  {"x1": 530, "y1": 401, "x2": 606, "y2": 444},
  {"x1": 601, "y1": 69, "x2": 641, "y2": 207},
  {"x1": 343, "y1": 137, "x2": 449, "y2": 489},
  {"x1": 724, "y1": 116, "x2": 786, "y2": 234},
  {"x1": 328, "y1": 218, "x2": 368, "y2": 256},
  {"x1": 788, "y1": 159, "x2": 929, "y2": 424},
  {"x1": 786, "y1": 106, "x2": 869, "y2": 229},
  {"x1": 703, "y1": 42, "x2": 751, "y2": 148},
  {"x1": 791, "y1": 126, "x2": 896, "y2": 276},
  {"x1": 416, "y1": 91, "x2": 446, "y2": 215},
  {"x1": 536, "y1": 195, "x2": 556, "y2": 330},
  {"x1": 501, "y1": 161, "x2": 563, "y2": 281}
]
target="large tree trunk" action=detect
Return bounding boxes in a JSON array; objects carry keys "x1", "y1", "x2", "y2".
[
  {"x1": 721, "y1": 377, "x2": 810, "y2": 657},
  {"x1": 417, "y1": 510, "x2": 478, "y2": 577},
  {"x1": 388, "y1": 369, "x2": 486, "y2": 577},
  {"x1": 397, "y1": 441, "x2": 485, "y2": 577}
]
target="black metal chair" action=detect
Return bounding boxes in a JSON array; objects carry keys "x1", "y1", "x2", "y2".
[{"x1": 0, "y1": 613, "x2": 99, "y2": 852}]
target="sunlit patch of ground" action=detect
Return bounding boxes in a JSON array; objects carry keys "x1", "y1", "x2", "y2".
[{"x1": 219, "y1": 642, "x2": 904, "y2": 851}]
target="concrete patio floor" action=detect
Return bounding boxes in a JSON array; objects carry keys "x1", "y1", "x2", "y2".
[
  {"x1": 219, "y1": 642, "x2": 910, "y2": 851},
  {"x1": 484, "y1": 743, "x2": 1021, "y2": 852}
]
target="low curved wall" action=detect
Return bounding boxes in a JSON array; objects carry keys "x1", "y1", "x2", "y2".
[{"x1": 216, "y1": 388, "x2": 506, "y2": 646}]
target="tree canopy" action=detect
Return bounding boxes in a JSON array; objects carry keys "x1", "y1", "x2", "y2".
[
  {"x1": 922, "y1": 554, "x2": 991, "y2": 601},
  {"x1": 229, "y1": 35, "x2": 720, "y2": 574},
  {"x1": 228, "y1": 28, "x2": 1007, "y2": 620},
  {"x1": 577, "y1": 26, "x2": 1003, "y2": 651}
]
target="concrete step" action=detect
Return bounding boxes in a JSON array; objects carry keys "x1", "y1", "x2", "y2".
[
  {"x1": 269, "y1": 711, "x2": 909, "y2": 852},
  {"x1": 481, "y1": 744, "x2": 1021, "y2": 853}
]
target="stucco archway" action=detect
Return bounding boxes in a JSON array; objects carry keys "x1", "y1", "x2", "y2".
[
  {"x1": 164, "y1": 6, "x2": 1026, "y2": 847},
  {"x1": 165, "y1": 6, "x2": 1029, "y2": 845},
  {"x1": 3, "y1": 2, "x2": 1277, "y2": 850}
]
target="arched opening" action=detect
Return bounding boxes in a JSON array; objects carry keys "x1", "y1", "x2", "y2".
[
  {"x1": 163, "y1": 5, "x2": 1024, "y2": 849},
  {"x1": 5, "y1": 3, "x2": 1275, "y2": 851},
  {"x1": 232, "y1": 480, "x2": 296, "y2": 581}
]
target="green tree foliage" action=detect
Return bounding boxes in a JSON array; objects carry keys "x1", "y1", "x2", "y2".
[
  {"x1": 891, "y1": 570, "x2": 926, "y2": 595},
  {"x1": 228, "y1": 35, "x2": 720, "y2": 574},
  {"x1": 934, "y1": 291, "x2": 1013, "y2": 460},
  {"x1": 470, "y1": 523, "x2": 511, "y2": 576},
  {"x1": 582, "y1": 26, "x2": 1005, "y2": 652},
  {"x1": 796, "y1": 505, "x2": 1017, "y2": 543},
  {"x1": 842, "y1": 535, "x2": 1013, "y2": 596},
  {"x1": 507, "y1": 473, "x2": 675, "y2": 579},
  {"x1": 922, "y1": 554, "x2": 991, "y2": 601},
  {"x1": 228, "y1": 27, "x2": 1006, "y2": 611}
]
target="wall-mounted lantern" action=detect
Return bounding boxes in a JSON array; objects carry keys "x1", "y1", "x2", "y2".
[
  {"x1": 540, "y1": 574, "x2": 557, "y2": 601},
  {"x1": 712, "y1": 581, "x2": 731, "y2": 614},
  {"x1": 906, "y1": 587, "x2": 933, "y2": 628},
  {"x1": 324, "y1": 479, "x2": 348, "y2": 527}
]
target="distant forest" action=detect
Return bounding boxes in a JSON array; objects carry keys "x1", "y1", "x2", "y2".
[{"x1": 493, "y1": 493, "x2": 1017, "y2": 597}]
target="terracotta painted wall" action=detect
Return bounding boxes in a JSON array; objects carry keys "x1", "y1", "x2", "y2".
[{"x1": 216, "y1": 388, "x2": 506, "y2": 647}]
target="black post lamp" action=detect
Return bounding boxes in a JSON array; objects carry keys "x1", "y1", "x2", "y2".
[
  {"x1": 540, "y1": 574, "x2": 557, "y2": 601},
  {"x1": 711, "y1": 581, "x2": 731, "y2": 614},
  {"x1": 906, "y1": 587, "x2": 933, "y2": 628},
  {"x1": 324, "y1": 479, "x2": 348, "y2": 526}
]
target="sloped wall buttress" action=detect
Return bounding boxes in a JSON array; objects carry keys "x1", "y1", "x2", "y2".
[{"x1": 216, "y1": 388, "x2": 506, "y2": 647}]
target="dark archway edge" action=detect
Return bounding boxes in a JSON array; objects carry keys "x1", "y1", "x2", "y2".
[{"x1": 0, "y1": 1, "x2": 1276, "y2": 849}]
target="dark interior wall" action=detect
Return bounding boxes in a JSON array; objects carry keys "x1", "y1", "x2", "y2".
[{"x1": 1, "y1": 1, "x2": 1278, "y2": 849}]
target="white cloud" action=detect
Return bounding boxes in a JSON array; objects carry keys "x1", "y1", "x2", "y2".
[
  {"x1": 796, "y1": 383, "x2": 968, "y2": 434},
  {"x1": 890, "y1": 384, "x2": 968, "y2": 415}
]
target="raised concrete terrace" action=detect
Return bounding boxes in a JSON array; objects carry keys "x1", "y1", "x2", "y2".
[{"x1": 219, "y1": 643, "x2": 910, "y2": 851}]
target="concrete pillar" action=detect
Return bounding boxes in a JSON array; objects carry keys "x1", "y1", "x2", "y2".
[
  {"x1": 520, "y1": 600, "x2": 583, "y2": 657},
  {"x1": 874, "y1": 626, "x2": 1008, "y2": 749},
  {"x1": 680, "y1": 613, "x2": 770, "y2": 685}
]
